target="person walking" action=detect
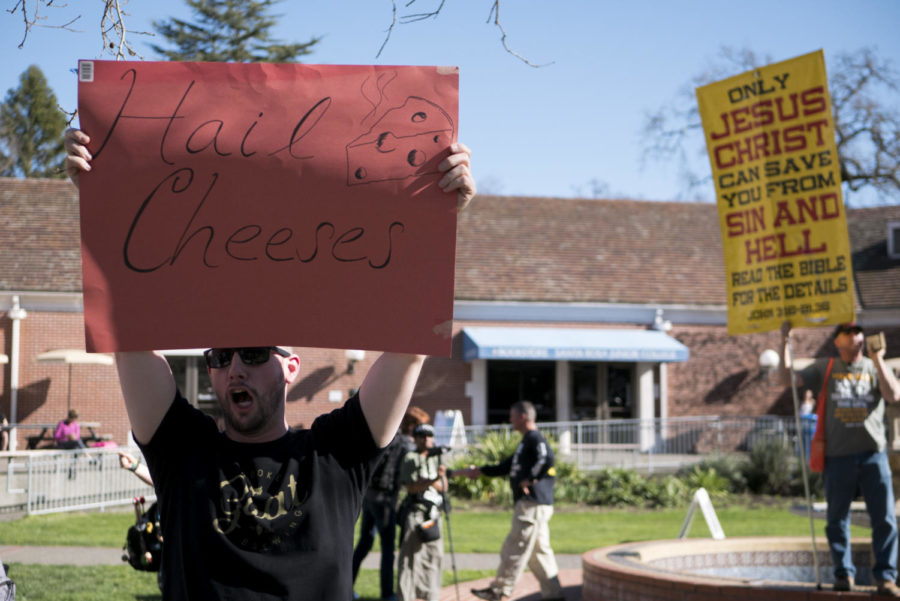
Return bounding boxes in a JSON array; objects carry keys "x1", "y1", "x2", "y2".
[{"x1": 457, "y1": 401, "x2": 564, "y2": 601}]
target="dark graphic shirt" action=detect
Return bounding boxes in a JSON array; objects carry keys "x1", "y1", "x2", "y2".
[
  {"x1": 139, "y1": 391, "x2": 381, "y2": 601},
  {"x1": 481, "y1": 429, "x2": 555, "y2": 505},
  {"x1": 800, "y1": 357, "x2": 886, "y2": 456}
]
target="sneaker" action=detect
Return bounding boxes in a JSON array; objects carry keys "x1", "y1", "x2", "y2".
[
  {"x1": 878, "y1": 580, "x2": 900, "y2": 597},
  {"x1": 471, "y1": 587, "x2": 503, "y2": 601},
  {"x1": 833, "y1": 575, "x2": 853, "y2": 592}
]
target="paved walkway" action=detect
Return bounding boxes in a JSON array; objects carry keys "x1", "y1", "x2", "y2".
[
  {"x1": 439, "y1": 569, "x2": 582, "y2": 601},
  {"x1": 0, "y1": 546, "x2": 584, "y2": 601}
]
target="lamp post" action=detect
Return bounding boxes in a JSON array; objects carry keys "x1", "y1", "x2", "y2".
[
  {"x1": 344, "y1": 349, "x2": 366, "y2": 374},
  {"x1": 758, "y1": 348, "x2": 780, "y2": 380}
]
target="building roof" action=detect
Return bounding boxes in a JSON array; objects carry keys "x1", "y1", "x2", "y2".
[
  {"x1": 0, "y1": 178, "x2": 82, "y2": 293},
  {"x1": 2, "y1": 178, "x2": 899, "y2": 310},
  {"x1": 456, "y1": 195, "x2": 726, "y2": 305},
  {"x1": 845, "y1": 204, "x2": 900, "y2": 310}
]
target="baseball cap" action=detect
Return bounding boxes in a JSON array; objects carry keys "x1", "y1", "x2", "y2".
[
  {"x1": 413, "y1": 424, "x2": 434, "y2": 438},
  {"x1": 832, "y1": 323, "x2": 863, "y2": 339}
]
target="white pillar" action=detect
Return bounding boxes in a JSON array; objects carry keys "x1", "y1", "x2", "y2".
[
  {"x1": 465, "y1": 359, "x2": 487, "y2": 426},
  {"x1": 186, "y1": 357, "x2": 199, "y2": 407},
  {"x1": 636, "y1": 362, "x2": 655, "y2": 452}
]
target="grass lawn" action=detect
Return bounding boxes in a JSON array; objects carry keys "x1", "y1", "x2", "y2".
[{"x1": 0, "y1": 497, "x2": 868, "y2": 601}]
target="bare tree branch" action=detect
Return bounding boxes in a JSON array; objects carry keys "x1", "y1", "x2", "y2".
[
  {"x1": 99, "y1": 0, "x2": 148, "y2": 59},
  {"x1": 400, "y1": 0, "x2": 446, "y2": 23},
  {"x1": 9, "y1": 0, "x2": 82, "y2": 48},
  {"x1": 375, "y1": 0, "x2": 399, "y2": 59},
  {"x1": 487, "y1": 0, "x2": 552, "y2": 68},
  {"x1": 376, "y1": 0, "x2": 550, "y2": 67},
  {"x1": 9, "y1": 0, "x2": 150, "y2": 60}
]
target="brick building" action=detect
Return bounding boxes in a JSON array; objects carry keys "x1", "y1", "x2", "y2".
[{"x1": 1, "y1": 176, "x2": 898, "y2": 449}]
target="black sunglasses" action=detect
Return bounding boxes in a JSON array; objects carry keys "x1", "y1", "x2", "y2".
[{"x1": 203, "y1": 347, "x2": 290, "y2": 369}]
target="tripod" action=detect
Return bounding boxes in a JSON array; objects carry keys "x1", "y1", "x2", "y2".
[{"x1": 437, "y1": 453, "x2": 461, "y2": 601}]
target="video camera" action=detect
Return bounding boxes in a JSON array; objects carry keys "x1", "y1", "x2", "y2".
[{"x1": 426, "y1": 445, "x2": 452, "y2": 457}]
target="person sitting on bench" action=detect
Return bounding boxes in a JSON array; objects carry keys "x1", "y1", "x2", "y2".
[{"x1": 55, "y1": 409, "x2": 87, "y2": 450}]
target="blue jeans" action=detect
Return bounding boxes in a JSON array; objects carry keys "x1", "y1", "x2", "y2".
[
  {"x1": 351, "y1": 494, "x2": 398, "y2": 599},
  {"x1": 824, "y1": 451, "x2": 898, "y2": 582}
]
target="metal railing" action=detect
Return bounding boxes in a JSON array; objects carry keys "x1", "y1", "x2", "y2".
[
  {"x1": 439, "y1": 414, "x2": 816, "y2": 473},
  {"x1": 0, "y1": 415, "x2": 815, "y2": 515},
  {"x1": 0, "y1": 448, "x2": 154, "y2": 516}
]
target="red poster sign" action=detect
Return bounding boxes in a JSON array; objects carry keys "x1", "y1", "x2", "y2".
[{"x1": 77, "y1": 61, "x2": 460, "y2": 355}]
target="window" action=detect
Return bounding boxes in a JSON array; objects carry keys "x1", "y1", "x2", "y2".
[
  {"x1": 606, "y1": 365, "x2": 633, "y2": 419},
  {"x1": 889, "y1": 221, "x2": 900, "y2": 259},
  {"x1": 486, "y1": 361, "x2": 555, "y2": 424},
  {"x1": 571, "y1": 363, "x2": 599, "y2": 421}
]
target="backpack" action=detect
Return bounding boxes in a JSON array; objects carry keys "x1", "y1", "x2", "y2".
[
  {"x1": 122, "y1": 496, "x2": 163, "y2": 572},
  {"x1": 0, "y1": 562, "x2": 15, "y2": 600}
]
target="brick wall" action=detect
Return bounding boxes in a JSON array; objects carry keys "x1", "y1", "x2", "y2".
[
  {"x1": 0, "y1": 312, "x2": 124, "y2": 448},
  {"x1": 668, "y1": 324, "x2": 900, "y2": 418}
]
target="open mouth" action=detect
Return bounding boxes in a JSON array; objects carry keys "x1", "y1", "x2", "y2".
[{"x1": 229, "y1": 388, "x2": 253, "y2": 409}]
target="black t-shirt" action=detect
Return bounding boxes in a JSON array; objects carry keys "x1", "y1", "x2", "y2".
[
  {"x1": 138, "y1": 392, "x2": 382, "y2": 601},
  {"x1": 481, "y1": 429, "x2": 555, "y2": 505}
]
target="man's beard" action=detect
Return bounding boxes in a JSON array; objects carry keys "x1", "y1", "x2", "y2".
[{"x1": 222, "y1": 383, "x2": 284, "y2": 436}]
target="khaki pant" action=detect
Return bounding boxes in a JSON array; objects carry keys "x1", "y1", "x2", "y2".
[
  {"x1": 397, "y1": 509, "x2": 443, "y2": 601},
  {"x1": 491, "y1": 500, "x2": 562, "y2": 598}
]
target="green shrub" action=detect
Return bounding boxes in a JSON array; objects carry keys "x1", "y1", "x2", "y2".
[
  {"x1": 684, "y1": 453, "x2": 749, "y2": 493},
  {"x1": 446, "y1": 432, "x2": 821, "y2": 507},
  {"x1": 743, "y1": 439, "x2": 796, "y2": 495},
  {"x1": 446, "y1": 430, "x2": 521, "y2": 504},
  {"x1": 591, "y1": 467, "x2": 654, "y2": 507},
  {"x1": 552, "y1": 461, "x2": 598, "y2": 504},
  {"x1": 678, "y1": 465, "x2": 731, "y2": 499},
  {"x1": 646, "y1": 475, "x2": 689, "y2": 508}
]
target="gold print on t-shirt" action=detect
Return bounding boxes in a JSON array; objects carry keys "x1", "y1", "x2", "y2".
[
  {"x1": 213, "y1": 472, "x2": 302, "y2": 536},
  {"x1": 830, "y1": 368, "x2": 875, "y2": 426},
  {"x1": 833, "y1": 406, "x2": 869, "y2": 423}
]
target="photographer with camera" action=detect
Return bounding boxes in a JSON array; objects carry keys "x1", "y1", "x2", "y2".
[
  {"x1": 352, "y1": 407, "x2": 429, "y2": 601},
  {"x1": 397, "y1": 423, "x2": 447, "y2": 601}
]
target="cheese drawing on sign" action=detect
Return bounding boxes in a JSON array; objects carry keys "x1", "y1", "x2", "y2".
[{"x1": 346, "y1": 96, "x2": 455, "y2": 185}]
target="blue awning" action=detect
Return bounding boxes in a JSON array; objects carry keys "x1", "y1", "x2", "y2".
[{"x1": 461, "y1": 326, "x2": 689, "y2": 363}]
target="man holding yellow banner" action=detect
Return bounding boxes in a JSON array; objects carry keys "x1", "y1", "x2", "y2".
[
  {"x1": 696, "y1": 50, "x2": 855, "y2": 336},
  {"x1": 782, "y1": 322, "x2": 900, "y2": 594},
  {"x1": 699, "y1": 49, "x2": 900, "y2": 595}
]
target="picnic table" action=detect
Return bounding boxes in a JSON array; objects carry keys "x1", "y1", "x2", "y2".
[{"x1": 1, "y1": 422, "x2": 103, "y2": 449}]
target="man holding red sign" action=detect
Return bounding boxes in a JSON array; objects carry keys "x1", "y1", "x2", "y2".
[{"x1": 65, "y1": 128, "x2": 474, "y2": 601}]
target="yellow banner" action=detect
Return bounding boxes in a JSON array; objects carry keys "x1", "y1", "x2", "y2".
[{"x1": 696, "y1": 50, "x2": 855, "y2": 335}]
